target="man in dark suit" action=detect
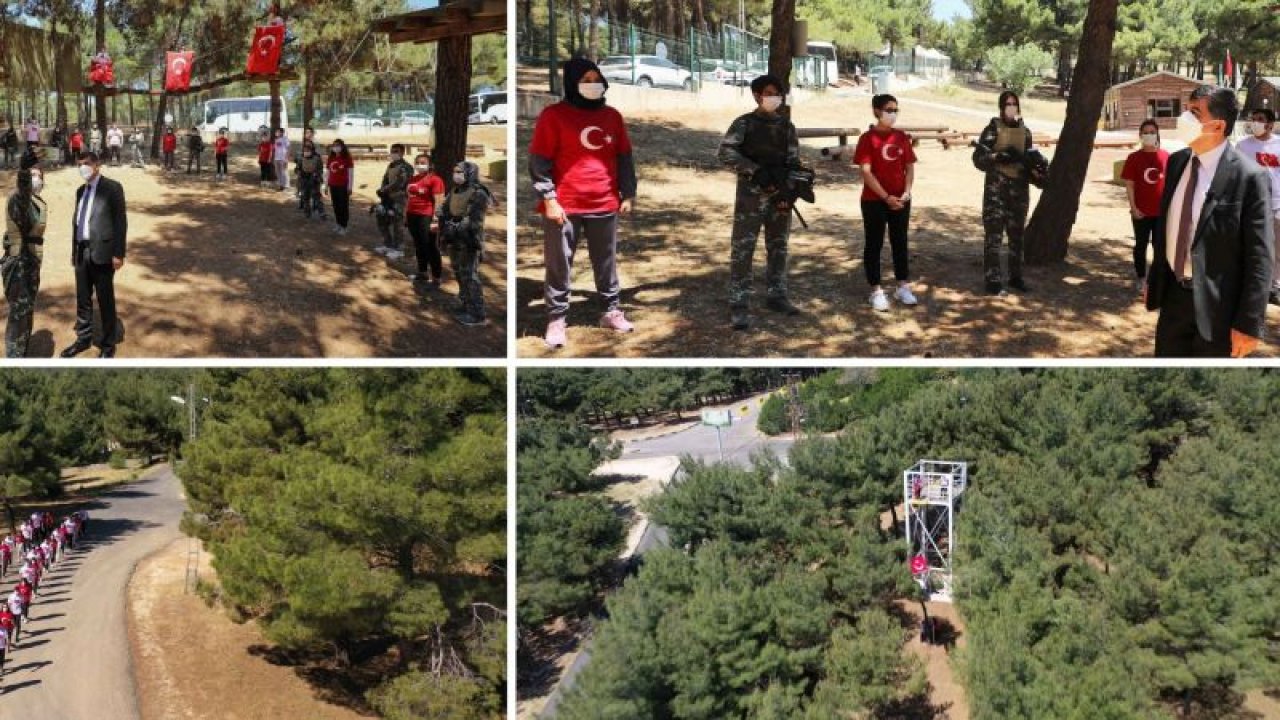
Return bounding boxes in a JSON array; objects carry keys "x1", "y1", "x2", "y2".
[
  {"x1": 62, "y1": 151, "x2": 127, "y2": 358},
  {"x1": 1147, "y1": 85, "x2": 1274, "y2": 358}
]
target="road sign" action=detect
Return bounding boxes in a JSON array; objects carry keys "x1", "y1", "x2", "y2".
[{"x1": 701, "y1": 409, "x2": 732, "y2": 427}]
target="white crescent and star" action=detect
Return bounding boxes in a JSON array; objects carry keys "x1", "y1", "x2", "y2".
[
  {"x1": 1142, "y1": 167, "x2": 1160, "y2": 185},
  {"x1": 882, "y1": 143, "x2": 903, "y2": 162},
  {"x1": 171, "y1": 57, "x2": 188, "y2": 76},
  {"x1": 580, "y1": 126, "x2": 612, "y2": 151},
  {"x1": 259, "y1": 35, "x2": 278, "y2": 56}
]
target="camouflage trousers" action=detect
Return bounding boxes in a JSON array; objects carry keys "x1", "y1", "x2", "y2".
[
  {"x1": 449, "y1": 241, "x2": 485, "y2": 318},
  {"x1": 2, "y1": 252, "x2": 41, "y2": 358},
  {"x1": 729, "y1": 182, "x2": 791, "y2": 307},
  {"x1": 982, "y1": 173, "x2": 1029, "y2": 284},
  {"x1": 376, "y1": 202, "x2": 408, "y2": 250}
]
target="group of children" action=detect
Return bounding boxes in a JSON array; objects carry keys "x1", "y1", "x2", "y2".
[{"x1": 0, "y1": 510, "x2": 87, "y2": 682}]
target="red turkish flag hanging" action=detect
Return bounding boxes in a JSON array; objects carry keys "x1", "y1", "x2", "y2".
[
  {"x1": 246, "y1": 25, "x2": 285, "y2": 76},
  {"x1": 165, "y1": 51, "x2": 194, "y2": 92}
]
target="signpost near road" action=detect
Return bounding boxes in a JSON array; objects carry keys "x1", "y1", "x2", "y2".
[{"x1": 701, "y1": 409, "x2": 732, "y2": 462}]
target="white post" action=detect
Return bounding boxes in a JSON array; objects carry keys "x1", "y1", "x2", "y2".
[{"x1": 716, "y1": 425, "x2": 724, "y2": 463}]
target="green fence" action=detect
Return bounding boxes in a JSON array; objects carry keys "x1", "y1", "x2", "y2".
[{"x1": 517, "y1": 2, "x2": 827, "y2": 94}]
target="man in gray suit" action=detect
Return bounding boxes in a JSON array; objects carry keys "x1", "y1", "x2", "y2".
[
  {"x1": 1147, "y1": 85, "x2": 1275, "y2": 358},
  {"x1": 62, "y1": 151, "x2": 127, "y2": 358}
]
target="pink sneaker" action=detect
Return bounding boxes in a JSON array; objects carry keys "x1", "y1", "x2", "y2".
[
  {"x1": 600, "y1": 309, "x2": 634, "y2": 333},
  {"x1": 545, "y1": 317, "x2": 567, "y2": 349}
]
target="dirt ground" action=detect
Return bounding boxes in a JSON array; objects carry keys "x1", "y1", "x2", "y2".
[
  {"x1": 1, "y1": 126, "x2": 506, "y2": 358},
  {"x1": 129, "y1": 536, "x2": 371, "y2": 720},
  {"x1": 897, "y1": 599, "x2": 970, "y2": 720},
  {"x1": 514, "y1": 87, "x2": 1280, "y2": 358}
]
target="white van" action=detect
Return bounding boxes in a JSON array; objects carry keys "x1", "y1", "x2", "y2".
[
  {"x1": 804, "y1": 41, "x2": 840, "y2": 86},
  {"x1": 468, "y1": 91, "x2": 507, "y2": 124},
  {"x1": 201, "y1": 96, "x2": 288, "y2": 133}
]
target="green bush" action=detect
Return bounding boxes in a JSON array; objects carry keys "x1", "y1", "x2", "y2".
[
  {"x1": 984, "y1": 42, "x2": 1054, "y2": 97},
  {"x1": 108, "y1": 451, "x2": 128, "y2": 470},
  {"x1": 757, "y1": 393, "x2": 789, "y2": 436}
]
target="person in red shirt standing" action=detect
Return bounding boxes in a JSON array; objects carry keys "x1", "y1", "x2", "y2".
[
  {"x1": 257, "y1": 131, "x2": 275, "y2": 189},
  {"x1": 854, "y1": 94, "x2": 918, "y2": 312},
  {"x1": 214, "y1": 129, "x2": 231, "y2": 182},
  {"x1": 529, "y1": 57, "x2": 638, "y2": 350},
  {"x1": 326, "y1": 140, "x2": 355, "y2": 235},
  {"x1": 1121, "y1": 119, "x2": 1168, "y2": 298},
  {"x1": 70, "y1": 128, "x2": 84, "y2": 165},
  {"x1": 407, "y1": 153, "x2": 447, "y2": 288},
  {"x1": 161, "y1": 126, "x2": 177, "y2": 172}
]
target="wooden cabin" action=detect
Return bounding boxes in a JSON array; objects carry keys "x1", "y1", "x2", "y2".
[
  {"x1": 1102, "y1": 71, "x2": 1202, "y2": 131},
  {"x1": 1244, "y1": 77, "x2": 1280, "y2": 115}
]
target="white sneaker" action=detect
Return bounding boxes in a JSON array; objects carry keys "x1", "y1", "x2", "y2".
[
  {"x1": 337, "y1": 227, "x2": 347, "y2": 236},
  {"x1": 869, "y1": 288, "x2": 890, "y2": 312},
  {"x1": 894, "y1": 284, "x2": 918, "y2": 306},
  {"x1": 374, "y1": 246, "x2": 390, "y2": 255},
  {"x1": 385, "y1": 249, "x2": 405, "y2": 261}
]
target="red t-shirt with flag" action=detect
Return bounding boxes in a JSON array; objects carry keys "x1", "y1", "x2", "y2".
[
  {"x1": 215, "y1": 137, "x2": 229, "y2": 155},
  {"x1": 1120, "y1": 148, "x2": 1169, "y2": 218},
  {"x1": 407, "y1": 172, "x2": 446, "y2": 217},
  {"x1": 529, "y1": 102, "x2": 632, "y2": 215},
  {"x1": 327, "y1": 154, "x2": 354, "y2": 188},
  {"x1": 70, "y1": 133, "x2": 83, "y2": 150},
  {"x1": 163, "y1": 134, "x2": 177, "y2": 153},
  {"x1": 258, "y1": 141, "x2": 274, "y2": 165},
  {"x1": 853, "y1": 127, "x2": 917, "y2": 202}
]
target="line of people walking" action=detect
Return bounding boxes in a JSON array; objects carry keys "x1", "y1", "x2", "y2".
[{"x1": 0, "y1": 510, "x2": 87, "y2": 685}]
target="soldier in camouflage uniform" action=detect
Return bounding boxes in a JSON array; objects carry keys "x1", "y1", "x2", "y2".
[
  {"x1": 2, "y1": 161, "x2": 47, "y2": 358},
  {"x1": 376, "y1": 143, "x2": 414, "y2": 258},
  {"x1": 718, "y1": 74, "x2": 801, "y2": 330},
  {"x1": 438, "y1": 160, "x2": 495, "y2": 326},
  {"x1": 972, "y1": 90, "x2": 1033, "y2": 295}
]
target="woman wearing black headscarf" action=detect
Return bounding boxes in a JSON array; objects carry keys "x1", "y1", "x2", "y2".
[
  {"x1": 971, "y1": 90, "x2": 1034, "y2": 295},
  {"x1": 528, "y1": 57, "x2": 638, "y2": 350},
  {"x1": 2, "y1": 156, "x2": 48, "y2": 357}
]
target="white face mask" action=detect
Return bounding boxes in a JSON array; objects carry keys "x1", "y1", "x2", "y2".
[
  {"x1": 1173, "y1": 111, "x2": 1205, "y2": 144},
  {"x1": 79, "y1": 165, "x2": 95, "y2": 182},
  {"x1": 415, "y1": 164, "x2": 430, "y2": 173},
  {"x1": 880, "y1": 111, "x2": 898, "y2": 127},
  {"x1": 31, "y1": 177, "x2": 43, "y2": 194},
  {"x1": 1140, "y1": 133, "x2": 1158, "y2": 148},
  {"x1": 760, "y1": 95, "x2": 783, "y2": 112},
  {"x1": 390, "y1": 153, "x2": 402, "y2": 162},
  {"x1": 1253, "y1": 122, "x2": 1270, "y2": 138},
  {"x1": 579, "y1": 82, "x2": 606, "y2": 101},
  {"x1": 453, "y1": 172, "x2": 466, "y2": 184},
  {"x1": 1003, "y1": 106, "x2": 1020, "y2": 122}
]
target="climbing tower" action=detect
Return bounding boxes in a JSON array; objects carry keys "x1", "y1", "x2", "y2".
[{"x1": 903, "y1": 460, "x2": 968, "y2": 602}]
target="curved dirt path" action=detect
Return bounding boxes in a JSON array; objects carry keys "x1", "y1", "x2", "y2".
[{"x1": 0, "y1": 466, "x2": 184, "y2": 717}]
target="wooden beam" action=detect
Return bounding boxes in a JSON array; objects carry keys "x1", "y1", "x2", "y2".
[{"x1": 386, "y1": 17, "x2": 506, "y2": 44}]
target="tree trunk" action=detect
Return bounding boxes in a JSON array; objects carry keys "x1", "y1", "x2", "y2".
[
  {"x1": 302, "y1": 48, "x2": 315, "y2": 132},
  {"x1": 431, "y1": 33, "x2": 471, "y2": 180},
  {"x1": 151, "y1": 91, "x2": 169, "y2": 159},
  {"x1": 587, "y1": 0, "x2": 600, "y2": 60},
  {"x1": 94, "y1": 0, "x2": 108, "y2": 142},
  {"x1": 52, "y1": 18, "x2": 68, "y2": 127},
  {"x1": 270, "y1": 78, "x2": 282, "y2": 133},
  {"x1": 1023, "y1": 0, "x2": 1119, "y2": 265},
  {"x1": 767, "y1": 0, "x2": 795, "y2": 94}
]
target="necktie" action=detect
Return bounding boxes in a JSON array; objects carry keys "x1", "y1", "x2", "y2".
[
  {"x1": 76, "y1": 187, "x2": 90, "y2": 244},
  {"x1": 1173, "y1": 157, "x2": 1199, "y2": 280}
]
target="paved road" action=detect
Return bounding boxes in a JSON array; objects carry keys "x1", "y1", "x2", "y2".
[
  {"x1": 0, "y1": 466, "x2": 185, "y2": 717},
  {"x1": 621, "y1": 395, "x2": 797, "y2": 466}
]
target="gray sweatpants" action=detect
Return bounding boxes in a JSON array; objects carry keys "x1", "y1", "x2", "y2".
[
  {"x1": 543, "y1": 213, "x2": 620, "y2": 319},
  {"x1": 1273, "y1": 217, "x2": 1280, "y2": 290}
]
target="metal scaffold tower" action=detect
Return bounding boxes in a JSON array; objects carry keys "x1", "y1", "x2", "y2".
[{"x1": 904, "y1": 460, "x2": 968, "y2": 603}]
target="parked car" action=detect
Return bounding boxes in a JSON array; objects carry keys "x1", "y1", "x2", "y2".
[
  {"x1": 599, "y1": 54, "x2": 693, "y2": 90},
  {"x1": 328, "y1": 113, "x2": 384, "y2": 129},
  {"x1": 392, "y1": 110, "x2": 432, "y2": 127},
  {"x1": 697, "y1": 58, "x2": 748, "y2": 86}
]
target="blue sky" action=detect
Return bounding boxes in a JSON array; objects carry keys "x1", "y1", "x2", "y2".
[{"x1": 932, "y1": 0, "x2": 972, "y2": 21}]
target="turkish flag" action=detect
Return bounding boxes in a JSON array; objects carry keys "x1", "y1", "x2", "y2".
[
  {"x1": 246, "y1": 25, "x2": 285, "y2": 76},
  {"x1": 1225, "y1": 50, "x2": 1234, "y2": 86},
  {"x1": 165, "y1": 51, "x2": 194, "y2": 92}
]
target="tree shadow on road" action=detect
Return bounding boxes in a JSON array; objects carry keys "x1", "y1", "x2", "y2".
[{"x1": 0, "y1": 678, "x2": 42, "y2": 694}]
